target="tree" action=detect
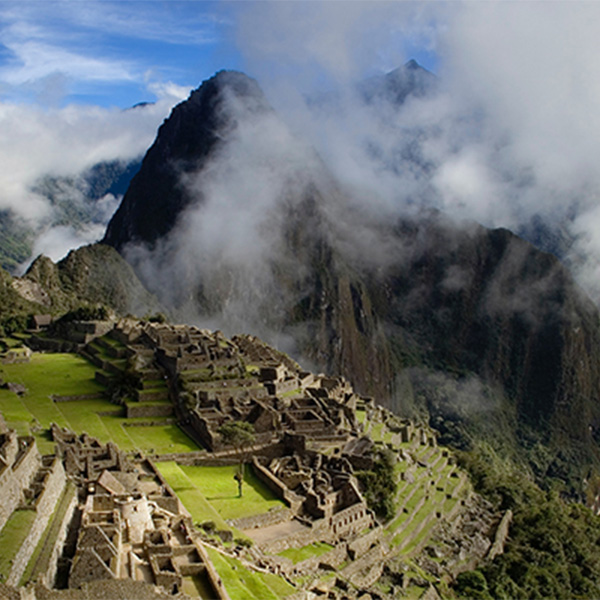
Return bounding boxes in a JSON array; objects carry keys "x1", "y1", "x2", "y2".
[
  {"x1": 357, "y1": 447, "x2": 398, "y2": 521},
  {"x1": 218, "y1": 421, "x2": 256, "y2": 497}
]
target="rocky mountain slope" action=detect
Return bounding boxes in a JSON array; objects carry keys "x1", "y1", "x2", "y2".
[
  {"x1": 1, "y1": 243, "x2": 160, "y2": 326},
  {"x1": 101, "y1": 69, "x2": 600, "y2": 495}
]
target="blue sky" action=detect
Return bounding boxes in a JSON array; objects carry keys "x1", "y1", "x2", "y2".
[
  {"x1": 0, "y1": 1, "x2": 439, "y2": 109},
  {"x1": 0, "y1": 1, "x2": 241, "y2": 107}
]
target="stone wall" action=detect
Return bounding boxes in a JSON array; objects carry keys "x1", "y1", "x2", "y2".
[
  {"x1": 347, "y1": 526, "x2": 383, "y2": 559},
  {"x1": 52, "y1": 393, "x2": 106, "y2": 403},
  {"x1": 260, "y1": 521, "x2": 329, "y2": 554},
  {"x1": 7, "y1": 459, "x2": 66, "y2": 586},
  {"x1": 0, "y1": 440, "x2": 40, "y2": 531},
  {"x1": 227, "y1": 508, "x2": 292, "y2": 531},
  {"x1": 487, "y1": 509, "x2": 513, "y2": 561},
  {"x1": 251, "y1": 458, "x2": 303, "y2": 513},
  {"x1": 126, "y1": 403, "x2": 173, "y2": 418},
  {"x1": 195, "y1": 541, "x2": 231, "y2": 600},
  {"x1": 330, "y1": 502, "x2": 374, "y2": 540},
  {"x1": 41, "y1": 484, "x2": 78, "y2": 587}
]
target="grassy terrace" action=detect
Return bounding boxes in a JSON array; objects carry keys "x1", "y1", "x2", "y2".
[
  {"x1": 0, "y1": 509, "x2": 36, "y2": 581},
  {"x1": 0, "y1": 353, "x2": 198, "y2": 455},
  {"x1": 157, "y1": 462, "x2": 285, "y2": 525},
  {"x1": 385, "y1": 441, "x2": 468, "y2": 560},
  {"x1": 206, "y1": 547, "x2": 295, "y2": 600},
  {"x1": 278, "y1": 542, "x2": 333, "y2": 564}
]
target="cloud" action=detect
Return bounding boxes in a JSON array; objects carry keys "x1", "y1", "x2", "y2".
[
  {"x1": 0, "y1": 38, "x2": 136, "y2": 87},
  {"x1": 232, "y1": 1, "x2": 600, "y2": 302},
  {"x1": 28, "y1": 222, "x2": 107, "y2": 265},
  {"x1": 0, "y1": 96, "x2": 183, "y2": 221},
  {"x1": 123, "y1": 86, "x2": 329, "y2": 337},
  {"x1": 0, "y1": 1, "x2": 226, "y2": 106}
]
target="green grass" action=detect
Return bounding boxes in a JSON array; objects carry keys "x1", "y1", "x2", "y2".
[
  {"x1": 206, "y1": 547, "x2": 295, "y2": 600},
  {"x1": 0, "y1": 352, "x2": 198, "y2": 455},
  {"x1": 370, "y1": 422, "x2": 384, "y2": 441},
  {"x1": 0, "y1": 509, "x2": 36, "y2": 580},
  {"x1": 278, "y1": 542, "x2": 333, "y2": 564},
  {"x1": 158, "y1": 462, "x2": 285, "y2": 526},
  {"x1": 157, "y1": 462, "x2": 230, "y2": 531},
  {"x1": 124, "y1": 425, "x2": 197, "y2": 454},
  {"x1": 1, "y1": 353, "x2": 103, "y2": 400},
  {"x1": 179, "y1": 464, "x2": 285, "y2": 521},
  {"x1": 0, "y1": 337, "x2": 24, "y2": 349},
  {"x1": 355, "y1": 409, "x2": 366, "y2": 424}
]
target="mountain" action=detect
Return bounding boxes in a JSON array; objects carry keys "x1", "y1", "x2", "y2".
[
  {"x1": 3, "y1": 243, "x2": 161, "y2": 324},
  {"x1": 358, "y1": 58, "x2": 437, "y2": 105},
  {"x1": 0, "y1": 158, "x2": 141, "y2": 273},
  {"x1": 102, "y1": 69, "x2": 600, "y2": 495},
  {"x1": 104, "y1": 71, "x2": 272, "y2": 251}
]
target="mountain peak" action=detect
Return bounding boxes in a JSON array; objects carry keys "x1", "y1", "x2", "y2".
[
  {"x1": 103, "y1": 70, "x2": 272, "y2": 251},
  {"x1": 404, "y1": 58, "x2": 421, "y2": 70}
]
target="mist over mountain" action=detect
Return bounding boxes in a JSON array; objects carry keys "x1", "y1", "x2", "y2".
[{"x1": 102, "y1": 68, "x2": 600, "y2": 495}]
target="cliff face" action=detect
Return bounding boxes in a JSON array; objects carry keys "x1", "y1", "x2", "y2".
[
  {"x1": 103, "y1": 71, "x2": 272, "y2": 251},
  {"x1": 101, "y1": 69, "x2": 600, "y2": 487},
  {"x1": 21, "y1": 244, "x2": 161, "y2": 316}
]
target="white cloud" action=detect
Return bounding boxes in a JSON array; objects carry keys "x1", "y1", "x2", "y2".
[
  {"x1": 0, "y1": 91, "x2": 185, "y2": 222},
  {"x1": 233, "y1": 1, "x2": 600, "y2": 301},
  {"x1": 28, "y1": 222, "x2": 107, "y2": 264},
  {"x1": 0, "y1": 39, "x2": 135, "y2": 86}
]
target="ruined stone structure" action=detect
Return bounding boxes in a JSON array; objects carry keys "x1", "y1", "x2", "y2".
[
  {"x1": 0, "y1": 319, "x2": 480, "y2": 599},
  {"x1": 253, "y1": 450, "x2": 375, "y2": 546},
  {"x1": 0, "y1": 423, "x2": 228, "y2": 599},
  {"x1": 0, "y1": 431, "x2": 70, "y2": 586},
  {"x1": 79, "y1": 320, "x2": 364, "y2": 455},
  {"x1": 48, "y1": 426, "x2": 229, "y2": 598},
  {"x1": 0, "y1": 432, "x2": 41, "y2": 531}
]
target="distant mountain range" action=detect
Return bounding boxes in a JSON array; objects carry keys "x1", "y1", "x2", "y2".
[{"x1": 0, "y1": 157, "x2": 141, "y2": 273}]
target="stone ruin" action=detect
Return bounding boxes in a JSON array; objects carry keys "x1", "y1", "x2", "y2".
[
  {"x1": 0, "y1": 318, "x2": 486, "y2": 599},
  {"x1": 0, "y1": 424, "x2": 229, "y2": 599},
  {"x1": 51, "y1": 424, "x2": 228, "y2": 598}
]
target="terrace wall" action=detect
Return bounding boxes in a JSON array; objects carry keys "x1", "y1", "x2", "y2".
[
  {"x1": 41, "y1": 485, "x2": 78, "y2": 587},
  {"x1": 0, "y1": 440, "x2": 40, "y2": 531},
  {"x1": 7, "y1": 458, "x2": 66, "y2": 586},
  {"x1": 251, "y1": 458, "x2": 303, "y2": 513},
  {"x1": 126, "y1": 404, "x2": 173, "y2": 418},
  {"x1": 228, "y1": 508, "x2": 293, "y2": 531}
]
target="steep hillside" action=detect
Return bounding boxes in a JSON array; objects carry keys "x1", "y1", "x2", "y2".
[
  {"x1": 104, "y1": 71, "x2": 272, "y2": 251},
  {"x1": 101, "y1": 69, "x2": 600, "y2": 494},
  {"x1": 10, "y1": 244, "x2": 160, "y2": 317}
]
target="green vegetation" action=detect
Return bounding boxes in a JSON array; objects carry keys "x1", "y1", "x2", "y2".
[
  {"x1": 0, "y1": 352, "x2": 197, "y2": 454},
  {"x1": 456, "y1": 443, "x2": 600, "y2": 599},
  {"x1": 157, "y1": 462, "x2": 230, "y2": 531},
  {"x1": 218, "y1": 421, "x2": 256, "y2": 497},
  {"x1": 357, "y1": 447, "x2": 397, "y2": 521},
  {"x1": 0, "y1": 509, "x2": 36, "y2": 581},
  {"x1": 55, "y1": 305, "x2": 108, "y2": 323},
  {"x1": 0, "y1": 210, "x2": 33, "y2": 273},
  {"x1": 205, "y1": 547, "x2": 295, "y2": 600},
  {"x1": 20, "y1": 482, "x2": 77, "y2": 585},
  {"x1": 278, "y1": 542, "x2": 333, "y2": 564},
  {"x1": 158, "y1": 462, "x2": 284, "y2": 523}
]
